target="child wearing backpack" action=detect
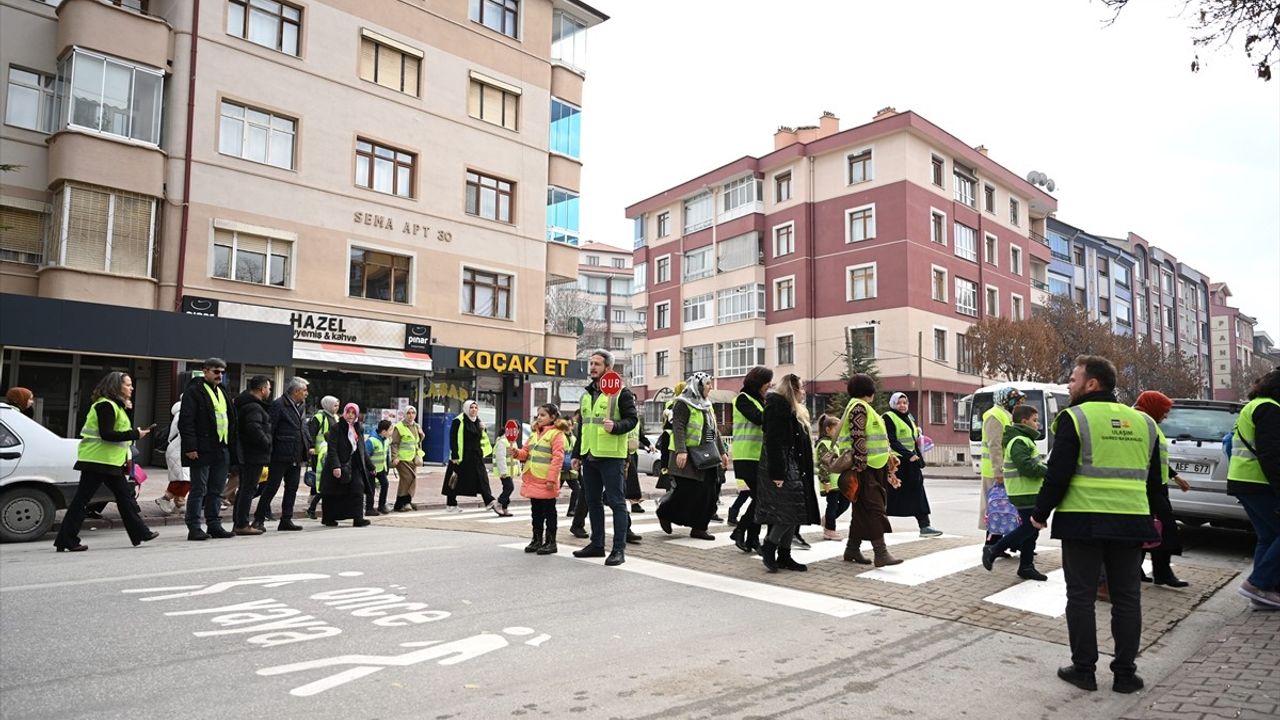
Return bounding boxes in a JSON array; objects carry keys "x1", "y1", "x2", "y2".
[{"x1": 510, "y1": 404, "x2": 571, "y2": 555}]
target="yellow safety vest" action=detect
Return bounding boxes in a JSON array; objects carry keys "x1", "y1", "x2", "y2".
[
  {"x1": 838, "y1": 398, "x2": 890, "y2": 469},
  {"x1": 1054, "y1": 402, "x2": 1156, "y2": 515},
  {"x1": 581, "y1": 391, "x2": 628, "y2": 459},
  {"x1": 203, "y1": 383, "x2": 228, "y2": 444},
  {"x1": 731, "y1": 393, "x2": 764, "y2": 462},
  {"x1": 395, "y1": 421, "x2": 422, "y2": 462},
  {"x1": 526, "y1": 427, "x2": 564, "y2": 480},
  {"x1": 369, "y1": 434, "x2": 389, "y2": 473},
  {"x1": 453, "y1": 418, "x2": 493, "y2": 462},
  {"x1": 980, "y1": 405, "x2": 1013, "y2": 478},
  {"x1": 668, "y1": 402, "x2": 709, "y2": 450},
  {"x1": 313, "y1": 412, "x2": 331, "y2": 467},
  {"x1": 1228, "y1": 397, "x2": 1279, "y2": 486},
  {"x1": 885, "y1": 412, "x2": 919, "y2": 454},
  {"x1": 1002, "y1": 434, "x2": 1042, "y2": 498},
  {"x1": 78, "y1": 398, "x2": 131, "y2": 466}
]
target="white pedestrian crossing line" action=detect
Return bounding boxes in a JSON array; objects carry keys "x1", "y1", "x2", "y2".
[
  {"x1": 984, "y1": 569, "x2": 1066, "y2": 617},
  {"x1": 858, "y1": 544, "x2": 986, "y2": 586},
  {"x1": 667, "y1": 533, "x2": 737, "y2": 549}
]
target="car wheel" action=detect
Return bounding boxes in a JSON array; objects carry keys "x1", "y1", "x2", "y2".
[{"x1": 0, "y1": 487, "x2": 57, "y2": 543}]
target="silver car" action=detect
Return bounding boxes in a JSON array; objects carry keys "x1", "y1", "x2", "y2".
[{"x1": 1161, "y1": 399, "x2": 1249, "y2": 529}]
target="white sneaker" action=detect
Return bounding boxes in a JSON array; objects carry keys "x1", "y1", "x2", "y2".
[
  {"x1": 822, "y1": 528, "x2": 843, "y2": 541},
  {"x1": 446, "y1": 506, "x2": 462, "y2": 513},
  {"x1": 155, "y1": 497, "x2": 176, "y2": 515}
]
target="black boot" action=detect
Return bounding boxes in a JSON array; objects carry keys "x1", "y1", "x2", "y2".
[
  {"x1": 524, "y1": 530, "x2": 543, "y2": 553},
  {"x1": 760, "y1": 541, "x2": 779, "y2": 572},
  {"x1": 537, "y1": 531, "x2": 558, "y2": 555},
  {"x1": 777, "y1": 547, "x2": 808, "y2": 571},
  {"x1": 731, "y1": 525, "x2": 752, "y2": 553},
  {"x1": 745, "y1": 523, "x2": 761, "y2": 552}
]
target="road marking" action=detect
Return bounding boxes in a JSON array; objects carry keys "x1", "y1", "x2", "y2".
[
  {"x1": 499, "y1": 542, "x2": 876, "y2": 618},
  {"x1": 0, "y1": 545, "x2": 458, "y2": 593},
  {"x1": 667, "y1": 533, "x2": 737, "y2": 549},
  {"x1": 858, "y1": 544, "x2": 986, "y2": 586},
  {"x1": 984, "y1": 569, "x2": 1067, "y2": 617}
]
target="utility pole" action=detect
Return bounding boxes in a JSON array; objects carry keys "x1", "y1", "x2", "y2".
[{"x1": 917, "y1": 330, "x2": 924, "y2": 412}]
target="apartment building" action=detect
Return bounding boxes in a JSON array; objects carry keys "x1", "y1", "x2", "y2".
[
  {"x1": 626, "y1": 109, "x2": 1057, "y2": 454},
  {"x1": 1208, "y1": 283, "x2": 1258, "y2": 401},
  {"x1": 0, "y1": 0, "x2": 606, "y2": 458},
  {"x1": 1045, "y1": 218, "x2": 1139, "y2": 336}
]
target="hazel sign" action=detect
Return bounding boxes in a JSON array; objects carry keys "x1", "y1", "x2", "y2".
[{"x1": 458, "y1": 349, "x2": 571, "y2": 377}]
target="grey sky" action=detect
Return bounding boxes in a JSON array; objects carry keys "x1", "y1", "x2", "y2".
[{"x1": 576, "y1": 0, "x2": 1280, "y2": 340}]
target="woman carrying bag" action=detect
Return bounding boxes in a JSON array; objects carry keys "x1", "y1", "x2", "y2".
[
  {"x1": 657, "y1": 372, "x2": 729, "y2": 539},
  {"x1": 839, "y1": 373, "x2": 904, "y2": 568},
  {"x1": 755, "y1": 373, "x2": 821, "y2": 572},
  {"x1": 883, "y1": 392, "x2": 942, "y2": 537},
  {"x1": 443, "y1": 400, "x2": 499, "y2": 514},
  {"x1": 319, "y1": 403, "x2": 374, "y2": 527}
]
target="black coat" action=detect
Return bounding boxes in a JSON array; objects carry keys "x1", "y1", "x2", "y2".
[
  {"x1": 444, "y1": 416, "x2": 490, "y2": 497},
  {"x1": 321, "y1": 418, "x2": 375, "y2": 497},
  {"x1": 755, "y1": 393, "x2": 820, "y2": 526},
  {"x1": 179, "y1": 376, "x2": 236, "y2": 467},
  {"x1": 233, "y1": 391, "x2": 273, "y2": 466},
  {"x1": 269, "y1": 395, "x2": 310, "y2": 465}
]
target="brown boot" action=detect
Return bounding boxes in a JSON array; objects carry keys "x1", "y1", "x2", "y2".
[
  {"x1": 843, "y1": 539, "x2": 872, "y2": 565},
  {"x1": 872, "y1": 539, "x2": 903, "y2": 567}
]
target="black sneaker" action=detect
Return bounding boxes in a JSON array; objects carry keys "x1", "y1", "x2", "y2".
[
  {"x1": 572, "y1": 545, "x2": 606, "y2": 558},
  {"x1": 1057, "y1": 665, "x2": 1097, "y2": 692},
  {"x1": 631, "y1": 503, "x2": 645, "y2": 513},
  {"x1": 1112, "y1": 674, "x2": 1144, "y2": 694}
]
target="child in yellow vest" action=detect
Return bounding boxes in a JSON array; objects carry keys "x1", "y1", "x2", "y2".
[
  {"x1": 510, "y1": 404, "x2": 571, "y2": 555},
  {"x1": 815, "y1": 414, "x2": 849, "y2": 541}
]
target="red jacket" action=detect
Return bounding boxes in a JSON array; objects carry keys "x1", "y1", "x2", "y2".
[{"x1": 512, "y1": 423, "x2": 567, "y2": 499}]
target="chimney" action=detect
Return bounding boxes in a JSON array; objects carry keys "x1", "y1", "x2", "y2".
[
  {"x1": 774, "y1": 125, "x2": 798, "y2": 150},
  {"x1": 795, "y1": 125, "x2": 820, "y2": 144},
  {"x1": 975, "y1": 145, "x2": 989, "y2": 156},
  {"x1": 818, "y1": 111, "x2": 840, "y2": 138},
  {"x1": 873, "y1": 106, "x2": 898, "y2": 121}
]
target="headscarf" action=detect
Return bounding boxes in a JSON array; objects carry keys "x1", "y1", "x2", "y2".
[
  {"x1": 888, "y1": 392, "x2": 907, "y2": 409},
  {"x1": 677, "y1": 372, "x2": 713, "y2": 411},
  {"x1": 343, "y1": 403, "x2": 360, "y2": 449},
  {"x1": 463, "y1": 400, "x2": 484, "y2": 431},
  {"x1": 320, "y1": 395, "x2": 340, "y2": 415},
  {"x1": 1134, "y1": 390, "x2": 1173, "y2": 422},
  {"x1": 993, "y1": 386, "x2": 1024, "y2": 412},
  {"x1": 887, "y1": 391, "x2": 915, "y2": 426}
]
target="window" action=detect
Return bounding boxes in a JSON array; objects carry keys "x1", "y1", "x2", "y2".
[
  {"x1": 227, "y1": 0, "x2": 301, "y2": 56},
  {"x1": 774, "y1": 277, "x2": 795, "y2": 311},
  {"x1": 466, "y1": 171, "x2": 515, "y2": 223},
  {"x1": 954, "y1": 223, "x2": 977, "y2": 261},
  {"x1": 847, "y1": 149, "x2": 872, "y2": 184},
  {"x1": 929, "y1": 392, "x2": 947, "y2": 425},
  {"x1": 722, "y1": 176, "x2": 760, "y2": 215},
  {"x1": 717, "y1": 232, "x2": 759, "y2": 272},
  {"x1": 633, "y1": 214, "x2": 646, "y2": 249},
  {"x1": 633, "y1": 262, "x2": 647, "y2": 292},
  {"x1": 460, "y1": 266, "x2": 512, "y2": 318},
  {"x1": 637, "y1": 309, "x2": 646, "y2": 326},
  {"x1": 355, "y1": 139, "x2": 414, "y2": 198},
  {"x1": 655, "y1": 255, "x2": 670, "y2": 284},
  {"x1": 213, "y1": 227, "x2": 291, "y2": 287},
  {"x1": 1049, "y1": 232, "x2": 1071, "y2": 260},
  {"x1": 1116, "y1": 299, "x2": 1132, "y2": 326},
  {"x1": 1074, "y1": 287, "x2": 1087, "y2": 306},
  {"x1": 1098, "y1": 297, "x2": 1111, "y2": 317},
  {"x1": 469, "y1": 0, "x2": 519, "y2": 38},
  {"x1": 1011, "y1": 294, "x2": 1024, "y2": 320},
  {"x1": 717, "y1": 284, "x2": 765, "y2": 323},
  {"x1": 5, "y1": 67, "x2": 55, "y2": 132},
  {"x1": 654, "y1": 301, "x2": 670, "y2": 329},
  {"x1": 219, "y1": 100, "x2": 295, "y2": 169},
  {"x1": 985, "y1": 286, "x2": 999, "y2": 317},
  {"x1": 931, "y1": 155, "x2": 945, "y2": 187},
  {"x1": 931, "y1": 266, "x2": 948, "y2": 302},
  {"x1": 55, "y1": 49, "x2": 163, "y2": 145},
  {"x1": 773, "y1": 223, "x2": 794, "y2": 257},
  {"x1": 346, "y1": 248, "x2": 411, "y2": 303},
  {"x1": 551, "y1": 9, "x2": 587, "y2": 70},
  {"x1": 777, "y1": 335, "x2": 795, "y2": 365},
  {"x1": 957, "y1": 333, "x2": 977, "y2": 374},
  {"x1": 933, "y1": 328, "x2": 947, "y2": 361},
  {"x1": 1136, "y1": 293, "x2": 1147, "y2": 321},
  {"x1": 358, "y1": 31, "x2": 421, "y2": 96},
  {"x1": 683, "y1": 191, "x2": 713, "y2": 233},
  {"x1": 546, "y1": 186, "x2": 579, "y2": 245},
  {"x1": 611, "y1": 257, "x2": 625, "y2": 269},
  {"x1": 955, "y1": 278, "x2": 978, "y2": 316},
  {"x1": 1073, "y1": 247, "x2": 1084, "y2": 266},
  {"x1": 718, "y1": 340, "x2": 765, "y2": 377},
  {"x1": 612, "y1": 309, "x2": 625, "y2": 323},
  {"x1": 983, "y1": 234, "x2": 997, "y2": 265},
  {"x1": 0, "y1": 206, "x2": 46, "y2": 264},
  {"x1": 775, "y1": 171, "x2": 792, "y2": 202},
  {"x1": 847, "y1": 326, "x2": 876, "y2": 358},
  {"x1": 682, "y1": 293, "x2": 714, "y2": 330},
  {"x1": 657, "y1": 212, "x2": 670, "y2": 237},
  {"x1": 683, "y1": 246, "x2": 713, "y2": 281},
  {"x1": 983, "y1": 184, "x2": 995, "y2": 213},
  {"x1": 930, "y1": 210, "x2": 946, "y2": 245},
  {"x1": 682, "y1": 344, "x2": 713, "y2": 376},
  {"x1": 846, "y1": 204, "x2": 875, "y2": 243},
  {"x1": 586, "y1": 255, "x2": 600, "y2": 266},
  {"x1": 1097, "y1": 257, "x2": 1110, "y2": 278},
  {"x1": 549, "y1": 98, "x2": 581, "y2": 157},
  {"x1": 630, "y1": 354, "x2": 645, "y2": 385},
  {"x1": 953, "y1": 165, "x2": 976, "y2": 207},
  {"x1": 1115, "y1": 263, "x2": 1130, "y2": 288},
  {"x1": 47, "y1": 182, "x2": 155, "y2": 277},
  {"x1": 1161, "y1": 270, "x2": 1174, "y2": 294},
  {"x1": 611, "y1": 336, "x2": 626, "y2": 350},
  {"x1": 847, "y1": 263, "x2": 877, "y2": 301},
  {"x1": 655, "y1": 350, "x2": 668, "y2": 377},
  {"x1": 1010, "y1": 245, "x2": 1023, "y2": 275},
  {"x1": 1009, "y1": 198, "x2": 1020, "y2": 226},
  {"x1": 469, "y1": 74, "x2": 520, "y2": 131},
  {"x1": 1049, "y1": 273, "x2": 1071, "y2": 297}
]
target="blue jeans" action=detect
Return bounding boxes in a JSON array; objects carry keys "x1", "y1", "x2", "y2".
[
  {"x1": 582, "y1": 456, "x2": 628, "y2": 551},
  {"x1": 991, "y1": 508, "x2": 1041, "y2": 569},
  {"x1": 1237, "y1": 493, "x2": 1280, "y2": 591},
  {"x1": 186, "y1": 447, "x2": 229, "y2": 530}
]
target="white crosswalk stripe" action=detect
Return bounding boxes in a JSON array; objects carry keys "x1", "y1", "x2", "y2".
[
  {"x1": 984, "y1": 568, "x2": 1066, "y2": 617},
  {"x1": 858, "y1": 544, "x2": 986, "y2": 586}
]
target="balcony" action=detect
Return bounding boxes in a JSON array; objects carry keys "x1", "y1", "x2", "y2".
[
  {"x1": 56, "y1": 0, "x2": 171, "y2": 70},
  {"x1": 1028, "y1": 228, "x2": 1051, "y2": 247}
]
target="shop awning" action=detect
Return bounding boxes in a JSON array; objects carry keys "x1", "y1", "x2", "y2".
[{"x1": 293, "y1": 342, "x2": 432, "y2": 373}]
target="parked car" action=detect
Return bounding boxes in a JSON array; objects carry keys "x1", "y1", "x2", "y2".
[
  {"x1": 1161, "y1": 399, "x2": 1249, "y2": 529},
  {"x1": 0, "y1": 403, "x2": 110, "y2": 542},
  {"x1": 638, "y1": 444, "x2": 662, "y2": 476}
]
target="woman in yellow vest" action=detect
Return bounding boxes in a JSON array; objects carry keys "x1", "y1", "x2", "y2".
[
  {"x1": 658, "y1": 372, "x2": 729, "y2": 539},
  {"x1": 839, "y1": 373, "x2": 903, "y2": 567},
  {"x1": 754, "y1": 373, "x2": 821, "y2": 572},
  {"x1": 728, "y1": 366, "x2": 772, "y2": 553},
  {"x1": 883, "y1": 392, "x2": 942, "y2": 538},
  {"x1": 53, "y1": 372, "x2": 159, "y2": 552},
  {"x1": 1229, "y1": 368, "x2": 1280, "y2": 609},
  {"x1": 444, "y1": 400, "x2": 498, "y2": 514},
  {"x1": 510, "y1": 403, "x2": 572, "y2": 555},
  {"x1": 390, "y1": 405, "x2": 424, "y2": 512}
]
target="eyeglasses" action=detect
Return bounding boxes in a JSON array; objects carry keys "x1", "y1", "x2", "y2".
[{"x1": 208, "y1": 368, "x2": 225, "y2": 375}]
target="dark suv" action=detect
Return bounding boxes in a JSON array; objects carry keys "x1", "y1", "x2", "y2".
[{"x1": 1161, "y1": 399, "x2": 1249, "y2": 528}]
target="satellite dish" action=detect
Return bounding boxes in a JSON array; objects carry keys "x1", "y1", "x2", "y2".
[{"x1": 1046, "y1": 179, "x2": 1056, "y2": 192}]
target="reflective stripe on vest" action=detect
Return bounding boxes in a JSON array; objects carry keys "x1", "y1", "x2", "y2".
[
  {"x1": 78, "y1": 398, "x2": 131, "y2": 466},
  {"x1": 1136, "y1": 409, "x2": 1171, "y2": 485},
  {"x1": 1002, "y1": 434, "x2": 1042, "y2": 498},
  {"x1": 837, "y1": 398, "x2": 890, "y2": 469},
  {"x1": 1228, "y1": 397, "x2": 1279, "y2": 485},
  {"x1": 731, "y1": 393, "x2": 764, "y2": 462},
  {"x1": 527, "y1": 427, "x2": 563, "y2": 479},
  {"x1": 815, "y1": 438, "x2": 841, "y2": 492},
  {"x1": 1054, "y1": 402, "x2": 1156, "y2": 515},
  {"x1": 395, "y1": 421, "x2": 421, "y2": 462},
  {"x1": 980, "y1": 406, "x2": 1013, "y2": 478},
  {"x1": 885, "y1": 412, "x2": 919, "y2": 454},
  {"x1": 203, "y1": 383, "x2": 228, "y2": 444},
  {"x1": 369, "y1": 435, "x2": 389, "y2": 473},
  {"x1": 453, "y1": 419, "x2": 493, "y2": 461},
  {"x1": 581, "y1": 391, "x2": 627, "y2": 459},
  {"x1": 668, "y1": 403, "x2": 708, "y2": 451}
]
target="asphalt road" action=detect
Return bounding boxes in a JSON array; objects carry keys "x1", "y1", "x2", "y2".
[{"x1": 0, "y1": 479, "x2": 1256, "y2": 719}]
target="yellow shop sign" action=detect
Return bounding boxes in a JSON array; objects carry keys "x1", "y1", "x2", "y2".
[{"x1": 458, "y1": 349, "x2": 572, "y2": 377}]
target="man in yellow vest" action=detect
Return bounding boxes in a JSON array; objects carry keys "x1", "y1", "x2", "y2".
[
  {"x1": 179, "y1": 357, "x2": 237, "y2": 541},
  {"x1": 571, "y1": 349, "x2": 639, "y2": 566},
  {"x1": 1228, "y1": 367, "x2": 1280, "y2": 609},
  {"x1": 1030, "y1": 355, "x2": 1163, "y2": 695}
]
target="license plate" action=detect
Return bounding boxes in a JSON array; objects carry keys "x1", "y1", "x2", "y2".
[{"x1": 1173, "y1": 460, "x2": 1211, "y2": 475}]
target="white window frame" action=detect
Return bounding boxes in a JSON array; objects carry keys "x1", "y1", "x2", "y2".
[
  {"x1": 930, "y1": 208, "x2": 947, "y2": 246},
  {"x1": 681, "y1": 292, "x2": 714, "y2": 330},
  {"x1": 717, "y1": 339, "x2": 766, "y2": 378},
  {"x1": 985, "y1": 284, "x2": 1000, "y2": 317},
  {"x1": 953, "y1": 167, "x2": 976, "y2": 208},
  {"x1": 983, "y1": 232, "x2": 998, "y2": 266},
  {"x1": 846, "y1": 146, "x2": 873, "y2": 185},
  {"x1": 930, "y1": 264, "x2": 949, "y2": 303},
  {"x1": 219, "y1": 99, "x2": 296, "y2": 170},
  {"x1": 846, "y1": 325, "x2": 877, "y2": 359},
  {"x1": 49, "y1": 182, "x2": 157, "y2": 277},
  {"x1": 682, "y1": 245, "x2": 713, "y2": 281},
  {"x1": 210, "y1": 218, "x2": 296, "y2": 289},
  {"x1": 4, "y1": 66, "x2": 55, "y2": 133},
  {"x1": 683, "y1": 191, "x2": 713, "y2": 234},
  {"x1": 954, "y1": 222, "x2": 977, "y2": 262},
  {"x1": 955, "y1": 277, "x2": 978, "y2": 317},
  {"x1": 775, "y1": 333, "x2": 795, "y2": 366},
  {"x1": 720, "y1": 175, "x2": 760, "y2": 221},
  {"x1": 57, "y1": 48, "x2": 165, "y2": 147},
  {"x1": 1011, "y1": 293, "x2": 1024, "y2": 320},
  {"x1": 612, "y1": 308, "x2": 626, "y2": 323},
  {"x1": 630, "y1": 353, "x2": 646, "y2": 386},
  {"x1": 633, "y1": 261, "x2": 647, "y2": 292},
  {"x1": 1009, "y1": 244, "x2": 1023, "y2": 275},
  {"x1": 773, "y1": 275, "x2": 796, "y2": 311},
  {"x1": 844, "y1": 203, "x2": 876, "y2": 244},
  {"x1": 932, "y1": 326, "x2": 948, "y2": 362},
  {"x1": 655, "y1": 254, "x2": 671, "y2": 284},
  {"x1": 845, "y1": 261, "x2": 877, "y2": 302},
  {"x1": 653, "y1": 300, "x2": 671, "y2": 330},
  {"x1": 772, "y1": 221, "x2": 795, "y2": 258},
  {"x1": 716, "y1": 283, "x2": 766, "y2": 324}
]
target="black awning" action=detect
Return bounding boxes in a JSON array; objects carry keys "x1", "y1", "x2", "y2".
[{"x1": 0, "y1": 293, "x2": 293, "y2": 366}]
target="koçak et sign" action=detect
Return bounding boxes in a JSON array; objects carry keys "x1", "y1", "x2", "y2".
[{"x1": 182, "y1": 296, "x2": 430, "y2": 353}]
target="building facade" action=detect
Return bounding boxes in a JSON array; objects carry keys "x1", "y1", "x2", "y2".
[
  {"x1": 0, "y1": 0, "x2": 605, "y2": 459},
  {"x1": 626, "y1": 109, "x2": 1057, "y2": 457},
  {"x1": 1044, "y1": 218, "x2": 1138, "y2": 336},
  {"x1": 1209, "y1": 283, "x2": 1257, "y2": 401},
  {"x1": 576, "y1": 241, "x2": 640, "y2": 371}
]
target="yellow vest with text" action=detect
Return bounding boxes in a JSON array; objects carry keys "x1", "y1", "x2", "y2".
[
  {"x1": 837, "y1": 398, "x2": 890, "y2": 469},
  {"x1": 526, "y1": 427, "x2": 564, "y2": 480},
  {"x1": 78, "y1": 398, "x2": 131, "y2": 466},
  {"x1": 312, "y1": 411, "x2": 332, "y2": 467},
  {"x1": 395, "y1": 421, "x2": 422, "y2": 462},
  {"x1": 581, "y1": 391, "x2": 628, "y2": 459},
  {"x1": 886, "y1": 412, "x2": 919, "y2": 454},
  {"x1": 980, "y1": 405, "x2": 1013, "y2": 479},
  {"x1": 731, "y1": 393, "x2": 764, "y2": 462},
  {"x1": 1229, "y1": 397, "x2": 1279, "y2": 485},
  {"x1": 1054, "y1": 402, "x2": 1156, "y2": 515}
]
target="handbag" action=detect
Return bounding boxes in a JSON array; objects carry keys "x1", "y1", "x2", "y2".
[
  {"x1": 687, "y1": 442, "x2": 721, "y2": 471},
  {"x1": 837, "y1": 469, "x2": 860, "y2": 502},
  {"x1": 303, "y1": 469, "x2": 316, "y2": 488},
  {"x1": 827, "y1": 449, "x2": 855, "y2": 475}
]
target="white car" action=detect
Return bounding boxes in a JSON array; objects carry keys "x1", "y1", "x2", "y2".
[{"x1": 0, "y1": 403, "x2": 108, "y2": 542}]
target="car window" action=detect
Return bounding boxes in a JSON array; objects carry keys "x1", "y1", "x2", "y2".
[
  {"x1": 1161, "y1": 407, "x2": 1238, "y2": 443},
  {"x1": 0, "y1": 421, "x2": 19, "y2": 448}
]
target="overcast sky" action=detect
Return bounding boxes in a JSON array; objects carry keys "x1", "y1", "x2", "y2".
[{"x1": 576, "y1": 0, "x2": 1280, "y2": 340}]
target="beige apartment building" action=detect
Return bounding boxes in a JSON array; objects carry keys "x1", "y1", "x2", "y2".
[{"x1": 0, "y1": 0, "x2": 605, "y2": 460}]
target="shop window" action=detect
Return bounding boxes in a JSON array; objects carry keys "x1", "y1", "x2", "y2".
[
  {"x1": 461, "y1": 267, "x2": 512, "y2": 319},
  {"x1": 349, "y1": 247, "x2": 411, "y2": 303},
  {"x1": 213, "y1": 226, "x2": 291, "y2": 287}
]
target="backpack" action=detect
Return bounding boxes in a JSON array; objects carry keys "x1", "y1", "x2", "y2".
[{"x1": 985, "y1": 484, "x2": 1022, "y2": 535}]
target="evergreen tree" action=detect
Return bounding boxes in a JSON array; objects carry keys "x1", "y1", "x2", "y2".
[{"x1": 824, "y1": 334, "x2": 889, "y2": 420}]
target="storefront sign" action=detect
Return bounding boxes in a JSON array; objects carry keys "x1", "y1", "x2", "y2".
[
  {"x1": 182, "y1": 295, "x2": 419, "y2": 352},
  {"x1": 352, "y1": 211, "x2": 453, "y2": 243},
  {"x1": 427, "y1": 383, "x2": 470, "y2": 402},
  {"x1": 458, "y1": 349, "x2": 571, "y2": 377},
  {"x1": 404, "y1": 324, "x2": 432, "y2": 353}
]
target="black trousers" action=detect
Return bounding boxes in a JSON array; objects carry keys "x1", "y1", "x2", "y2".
[
  {"x1": 1061, "y1": 538, "x2": 1143, "y2": 675},
  {"x1": 530, "y1": 497, "x2": 557, "y2": 535},
  {"x1": 256, "y1": 462, "x2": 301, "y2": 522},
  {"x1": 498, "y1": 476, "x2": 515, "y2": 508},
  {"x1": 366, "y1": 470, "x2": 389, "y2": 510},
  {"x1": 233, "y1": 463, "x2": 265, "y2": 528},
  {"x1": 55, "y1": 470, "x2": 151, "y2": 548}
]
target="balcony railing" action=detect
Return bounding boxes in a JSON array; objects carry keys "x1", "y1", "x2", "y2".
[
  {"x1": 1028, "y1": 229, "x2": 1051, "y2": 247},
  {"x1": 1030, "y1": 278, "x2": 1049, "y2": 291}
]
